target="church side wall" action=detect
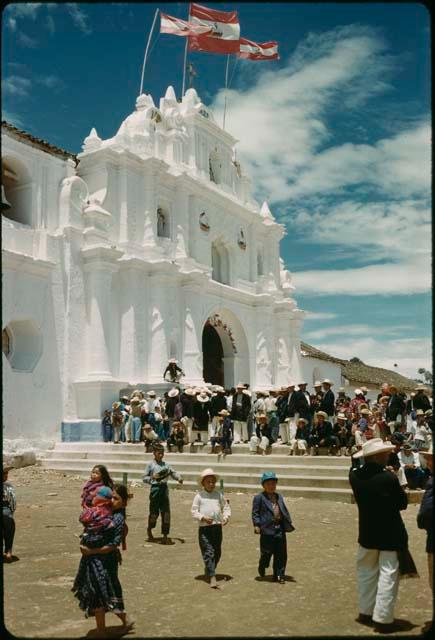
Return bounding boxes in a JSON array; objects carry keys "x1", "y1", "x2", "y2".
[{"x1": 301, "y1": 356, "x2": 342, "y2": 388}]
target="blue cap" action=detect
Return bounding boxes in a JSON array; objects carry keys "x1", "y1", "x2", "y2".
[
  {"x1": 96, "y1": 486, "x2": 113, "y2": 499},
  {"x1": 261, "y1": 471, "x2": 278, "y2": 485}
]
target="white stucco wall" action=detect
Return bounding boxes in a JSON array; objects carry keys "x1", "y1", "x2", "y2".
[{"x1": 301, "y1": 356, "x2": 343, "y2": 389}]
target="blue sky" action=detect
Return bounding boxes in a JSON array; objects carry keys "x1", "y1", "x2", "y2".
[{"x1": 2, "y1": 2, "x2": 431, "y2": 379}]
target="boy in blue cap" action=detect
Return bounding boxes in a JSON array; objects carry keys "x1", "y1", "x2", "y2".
[{"x1": 252, "y1": 471, "x2": 295, "y2": 583}]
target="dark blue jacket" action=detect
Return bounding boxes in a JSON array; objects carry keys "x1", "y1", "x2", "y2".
[
  {"x1": 252, "y1": 492, "x2": 295, "y2": 536},
  {"x1": 417, "y1": 476, "x2": 433, "y2": 553}
]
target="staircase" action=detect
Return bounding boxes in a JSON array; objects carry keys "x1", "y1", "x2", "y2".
[{"x1": 41, "y1": 442, "x2": 355, "y2": 502}]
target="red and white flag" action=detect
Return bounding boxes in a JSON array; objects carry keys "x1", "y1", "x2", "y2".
[
  {"x1": 188, "y1": 3, "x2": 240, "y2": 54},
  {"x1": 238, "y1": 38, "x2": 279, "y2": 60},
  {"x1": 160, "y1": 13, "x2": 212, "y2": 37}
]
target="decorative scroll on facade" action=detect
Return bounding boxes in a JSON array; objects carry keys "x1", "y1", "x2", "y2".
[{"x1": 206, "y1": 313, "x2": 237, "y2": 353}]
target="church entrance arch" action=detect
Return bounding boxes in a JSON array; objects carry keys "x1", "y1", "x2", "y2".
[{"x1": 201, "y1": 308, "x2": 250, "y2": 389}]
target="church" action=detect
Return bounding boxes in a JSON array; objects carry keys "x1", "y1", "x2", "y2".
[{"x1": 2, "y1": 86, "x2": 307, "y2": 444}]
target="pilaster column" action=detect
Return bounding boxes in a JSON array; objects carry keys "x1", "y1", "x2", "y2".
[
  {"x1": 82, "y1": 246, "x2": 123, "y2": 379},
  {"x1": 118, "y1": 260, "x2": 148, "y2": 383}
]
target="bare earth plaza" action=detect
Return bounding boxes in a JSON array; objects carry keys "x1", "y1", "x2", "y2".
[{"x1": 1, "y1": 3, "x2": 432, "y2": 639}]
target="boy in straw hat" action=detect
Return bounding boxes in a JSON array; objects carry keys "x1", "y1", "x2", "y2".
[
  {"x1": 349, "y1": 438, "x2": 410, "y2": 633},
  {"x1": 191, "y1": 468, "x2": 231, "y2": 588},
  {"x1": 252, "y1": 471, "x2": 295, "y2": 583},
  {"x1": 143, "y1": 443, "x2": 183, "y2": 544},
  {"x1": 417, "y1": 446, "x2": 433, "y2": 593}
]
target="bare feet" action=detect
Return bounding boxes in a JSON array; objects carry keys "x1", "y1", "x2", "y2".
[
  {"x1": 146, "y1": 529, "x2": 154, "y2": 541},
  {"x1": 209, "y1": 576, "x2": 219, "y2": 588}
]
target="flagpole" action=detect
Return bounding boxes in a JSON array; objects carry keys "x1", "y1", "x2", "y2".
[
  {"x1": 222, "y1": 54, "x2": 230, "y2": 130},
  {"x1": 182, "y1": 38, "x2": 188, "y2": 97},
  {"x1": 139, "y1": 7, "x2": 160, "y2": 96}
]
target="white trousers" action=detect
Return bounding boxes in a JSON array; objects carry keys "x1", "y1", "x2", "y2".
[
  {"x1": 233, "y1": 420, "x2": 248, "y2": 443},
  {"x1": 356, "y1": 545, "x2": 400, "y2": 624},
  {"x1": 183, "y1": 417, "x2": 193, "y2": 442},
  {"x1": 248, "y1": 435, "x2": 269, "y2": 452},
  {"x1": 209, "y1": 416, "x2": 220, "y2": 439},
  {"x1": 279, "y1": 423, "x2": 288, "y2": 443},
  {"x1": 290, "y1": 438, "x2": 307, "y2": 452}
]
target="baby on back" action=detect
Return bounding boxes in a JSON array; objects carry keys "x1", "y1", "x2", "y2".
[{"x1": 79, "y1": 486, "x2": 114, "y2": 548}]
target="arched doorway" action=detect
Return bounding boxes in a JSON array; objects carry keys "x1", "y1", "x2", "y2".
[{"x1": 202, "y1": 322, "x2": 224, "y2": 386}]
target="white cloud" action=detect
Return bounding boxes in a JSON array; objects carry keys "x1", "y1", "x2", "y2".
[
  {"x1": 293, "y1": 254, "x2": 431, "y2": 296},
  {"x1": 304, "y1": 312, "x2": 339, "y2": 321},
  {"x1": 3, "y1": 76, "x2": 32, "y2": 97},
  {"x1": 65, "y1": 3, "x2": 92, "y2": 35},
  {"x1": 305, "y1": 324, "x2": 373, "y2": 340},
  {"x1": 17, "y1": 32, "x2": 38, "y2": 48},
  {"x1": 311, "y1": 336, "x2": 432, "y2": 380},
  {"x1": 36, "y1": 74, "x2": 64, "y2": 90}
]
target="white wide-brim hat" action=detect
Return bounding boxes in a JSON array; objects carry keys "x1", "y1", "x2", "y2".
[
  {"x1": 184, "y1": 388, "x2": 196, "y2": 396},
  {"x1": 316, "y1": 411, "x2": 328, "y2": 419},
  {"x1": 168, "y1": 388, "x2": 179, "y2": 398},
  {"x1": 198, "y1": 468, "x2": 219, "y2": 485},
  {"x1": 354, "y1": 389, "x2": 363, "y2": 395},
  {"x1": 242, "y1": 389, "x2": 252, "y2": 396},
  {"x1": 214, "y1": 385, "x2": 225, "y2": 393},
  {"x1": 298, "y1": 381, "x2": 307, "y2": 386},
  {"x1": 314, "y1": 381, "x2": 322, "y2": 387},
  {"x1": 197, "y1": 394, "x2": 209, "y2": 403},
  {"x1": 296, "y1": 417, "x2": 308, "y2": 424},
  {"x1": 353, "y1": 438, "x2": 396, "y2": 459},
  {"x1": 337, "y1": 413, "x2": 347, "y2": 420},
  {"x1": 322, "y1": 379, "x2": 333, "y2": 386},
  {"x1": 236, "y1": 382, "x2": 245, "y2": 389},
  {"x1": 147, "y1": 391, "x2": 156, "y2": 397},
  {"x1": 168, "y1": 358, "x2": 178, "y2": 364},
  {"x1": 415, "y1": 384, "x2": 426, "y2": 391},
  {"x1": 218, "y1": 409, "x2": 230, "y2": 416}
]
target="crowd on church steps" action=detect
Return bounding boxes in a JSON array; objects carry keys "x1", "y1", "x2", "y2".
[{"x1": 102, "y1": 374, "x2": 433, "y2": 490}]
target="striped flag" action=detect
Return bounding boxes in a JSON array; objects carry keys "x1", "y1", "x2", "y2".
[
  {"x1": 160, "y1": 13, "x2": 212, "y2": 37},
  {"x1": 188, "y1": 3, "x2": 240, "y2": 54},
  {"x1": 238, "y1": 38, "x2": 279, "y2": 60}
]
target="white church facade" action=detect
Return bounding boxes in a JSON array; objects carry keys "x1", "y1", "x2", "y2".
[{"x1": 2, "y1": 86, "x2": 307, "y2": 444}]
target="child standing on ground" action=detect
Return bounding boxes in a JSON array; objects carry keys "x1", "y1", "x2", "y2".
[
  {"x1": 81, "y1": 465, "x2": 114, "y2": 508},
  {"x1": 252, "y1": 471, "x2": 295, "y2": 583},
  {"x1": 143, "y1": 443, "x2": 183, "y2": 544},
  {"x1": 3, "y1": 467, "x2": 17, "y2": 562},
  {"x1": 191, "y1": 468, "x2": 231, "y2": 588}
]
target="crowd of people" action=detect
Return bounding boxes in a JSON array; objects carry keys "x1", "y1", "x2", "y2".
[{"x1": 101, "y1": 377, "x2": 433, "y2": 489}]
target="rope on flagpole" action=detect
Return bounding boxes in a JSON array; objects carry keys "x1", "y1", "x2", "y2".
[
  {"x1": 228, "y1": 56, "x2": 240, "y2": 90},
  {"x1": 222, "y1": 54, "x2": 230, "y2": 130},
  {"x1": 139, "y1": 7, "x2": 160, "y2": 96}
]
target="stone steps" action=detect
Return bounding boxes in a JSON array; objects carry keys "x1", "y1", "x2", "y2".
[{"x1": 40, "y1": 443, "x2": 423, "y2": 504}]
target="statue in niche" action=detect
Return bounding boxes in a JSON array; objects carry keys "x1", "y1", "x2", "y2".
[
  {"x1": 279, "y1": 257, "x2": 295, "y2": 292},
  {"x1": 199, "y1": 211, "x2": 210, "y2": 232},
  {"x1": 157, "y1": 207, "x2": 168, "y2": 238},
  {"x1": 238, "y1": 228, "x2": 247, "y2": 250}
]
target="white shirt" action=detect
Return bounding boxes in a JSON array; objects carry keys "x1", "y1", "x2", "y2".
[
  {"x1": 398, "y1": 451, "x2": 420, "y2": 468},
  {"x1": 191, "y1": 490, "x2": 231, "y2": 526},
  {"x1": 146, "y1": 398, "x2": 160, "y2": 413},
  {"x1": 264, "y1": 397, "x2": 277, "y2": 413}
]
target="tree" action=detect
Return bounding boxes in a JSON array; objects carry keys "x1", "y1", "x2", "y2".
[{"x1": 417, "y1": 368, "x2": 433, "y2": 385}]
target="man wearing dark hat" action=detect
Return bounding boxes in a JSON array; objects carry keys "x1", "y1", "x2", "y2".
[
  {"x1": 385, "y1": 385, "x2": 405, "y2": 424},
  {"x1": 413, "y1": 385, "x2": 431, "y2": 412},
  {"x1": 349, "y1": 439, "x2": 409, "y2": 633},
  {"x1": 252, "y1": 471, "x2": 295, "y2": 583}
]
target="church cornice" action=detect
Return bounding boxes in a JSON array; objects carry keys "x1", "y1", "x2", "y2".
[
  {"x1": 2, "y1": 248, "x2": 56, "y2": 278},
  {"x1": 183, "y1": 112, "x2": 238, "y2": 146}
]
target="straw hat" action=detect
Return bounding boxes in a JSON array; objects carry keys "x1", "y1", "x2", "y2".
[
  {"x1": 361, "y1": 386, "x2": 368, "y2": 393},
  {"x1": 147, "y1": 390, "x2": 156, "y2": 397},
  {"x1": 130, "y1": 397, "x2": 141, "y2": 404},
  {"x1": 298, "y1": 380, "x2": 307, "y2": 386},
  {"x1": 213, "y1": 385, "x2": 225, "y2": 393},
  {"x1": 337, "y1": 413, "x2": 347, "y2": 421},
  {"x1": 322, "y1": 379, "x2": 333, "y2": 386},
  {"x1": 338, "y1": 387, "x2": 346, "y2": 393},
  {"x1": 380, "y1": 396, "x2": 390, "y2": 403},
  {"x1": 236, "y1": 382, "x2": 245, "y2": 389},
  {"x1": 168, "y1": 388, "x2": 179, "y2": 398},
  {"x1": 314, "y1": 381, "x2": 322, "y2": 387},
  {"x1": 316, "y1": 411, "x2": 328, "y2": 419},
  {"x1": 168, "y1": 358, "x2": 178, "y2": 364},
  {"x1": 354, "y1": 389, "x2": 363, "y2": 396},
  {"x1": 360, "y1": 408, "x2": 370, "y2": 415},
  {"x1": 353, "y1": 438, "x2": 396, "y2": 459},
  {"x1": 112, "y1": 401, "x2": 121, "y2": 410},
  {"x1": 198, "y1": 468, "x2": 219, "y2": 485},
  {"x1": 218, "y1": 409, "x2": 230, "y2": 416},
  {"x1": 184, "y1": 388, "x2": 195, "y2": 396},
  {"x1": 297, "y1": 417, "x2": 308, "y2": 424},
  {"x1": 415, "y1": 409, "x2": 425, "y2": 416},
  {"x1": 415, "y1": 384, "x2": 426, "y2": 391},
  {"x1": 197, "y1": 394, "x2": 209, "y2": 403},
  {"x1": 242, "y1": 389, "x2": 252, "y2": 396}
]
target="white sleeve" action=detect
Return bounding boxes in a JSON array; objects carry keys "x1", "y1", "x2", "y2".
[{"x1": 191, "y1": 493, "x2": 203, "y2": 521}]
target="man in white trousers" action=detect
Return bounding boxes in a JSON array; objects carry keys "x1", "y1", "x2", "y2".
[{"x1": 349, "y1": 438, "x2": 409, "y2": 633}]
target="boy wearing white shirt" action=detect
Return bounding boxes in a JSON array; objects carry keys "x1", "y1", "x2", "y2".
[
  {"x1": 398, "y1": 443, "x2": 425, "y2": 489},
  {"x1": 191, "y1": 468, "x2": 231, "y2": 588}
]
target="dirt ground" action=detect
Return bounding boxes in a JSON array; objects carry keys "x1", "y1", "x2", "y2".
[{"x1": 2, "y1": 465, "x2": 432, "y2": 638}]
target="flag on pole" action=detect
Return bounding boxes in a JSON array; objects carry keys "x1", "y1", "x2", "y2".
[
  {"x1": 160, "y1": 13, "x2": 212, "y2": 37},
  {"x1": 188, "y1": 3, "x2": 240, "y2": 54},
  {"x1": 238, "y1": 38, "x2": 279, "y2": 60}
]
